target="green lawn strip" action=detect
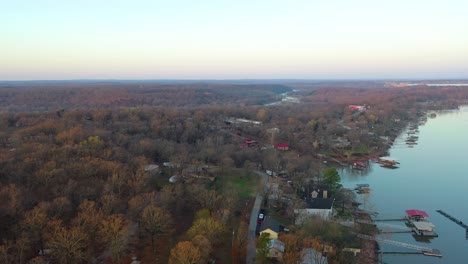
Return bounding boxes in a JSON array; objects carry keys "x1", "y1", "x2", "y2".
[{"x1": 214, "y1": 168, "x2": 258, "y2": 199}]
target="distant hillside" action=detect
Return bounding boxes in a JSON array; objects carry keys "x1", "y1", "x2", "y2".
[{"x1": 0, "y1": 83, "x2": 292, "y2": 112}]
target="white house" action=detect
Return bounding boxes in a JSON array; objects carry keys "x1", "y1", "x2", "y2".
[{"x1": 294, "y1": 198, "x2": 334, "y2": 225}]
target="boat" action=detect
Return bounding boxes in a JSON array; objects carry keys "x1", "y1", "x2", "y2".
[
  {"x1": 355, "y1": 184, "x2": 370, "y2": 193},
  {"x1": 379, "y1": 159, "x2": 399, "y2": 169},
  {"x1": 352, "y1": 161, "x2": 367, "y2": 170}
]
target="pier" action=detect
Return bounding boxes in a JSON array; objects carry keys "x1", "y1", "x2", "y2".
[
  {"x1": 436, "y1": 210, "x2": 468, "y2": 238},
  {"x1": 373, "y1": 218, "x2": 405, "y2": 222},
  {"x1": 357, "y1": 234, "x2": 442, "y2": 257}
]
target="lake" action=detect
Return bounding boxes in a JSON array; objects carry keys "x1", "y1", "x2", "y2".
[{"x1": 340, "y1": 106, "x2": 468, "y2": 263}]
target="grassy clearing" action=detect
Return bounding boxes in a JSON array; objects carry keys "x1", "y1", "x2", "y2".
[{"x1": 212, "y1": 167, "x2": 258, "y2": 199}]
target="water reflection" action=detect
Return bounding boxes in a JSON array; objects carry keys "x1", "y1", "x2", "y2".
[{"x1": 338, "y1": 106, "x2": 468, "y2": 263}]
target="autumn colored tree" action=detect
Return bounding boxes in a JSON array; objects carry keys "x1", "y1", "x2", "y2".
[
  {"x1": 190, "y1": 187, "x2": 223, "y2": 213},
  {"x1": 73, "y1": 200, "x2": 104, "y2": 244},
  {"x1": 280, "y1": 233, "x2": 302, "y2": 264},
  {"x1": 47, "y1": 223, "x2": 88, "y2": 264},
  {"x1": 191, "y1": 235, "x2": 211, "y2": 263},
  {"x1": 232, "y1": 220, "x2": 249, "y2": 264},
  {"x1": 21, "y1": 206, "x2": 48, "y2": 255},
  {"x1": 187, "y1": 217, "x2": 225, "y2": 245},
  {"x1": 168, "y1": 241, "x2": 202, "y2": 264},
  {"x1": 141, "y1": 205, "x2": 173, "y2": 251},
  {"x1": 99, "y1": 214, "x2": 129, "y2": 263},
  {"x1": 256, "y1": 108, "x2": 266, "y2": 121}
]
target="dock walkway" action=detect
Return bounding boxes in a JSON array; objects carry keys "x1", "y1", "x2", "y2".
[
  {"x1": 357, "y1": 234, "x2": 442, "y2": 257},
  {"x1": 436, "y1": 210, "x2": 468, "y2": 239},
  {"x1": 436, "y1": 210, "x2": 468, "y2": 228}
]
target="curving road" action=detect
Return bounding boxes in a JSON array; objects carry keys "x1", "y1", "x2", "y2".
[{"x1": 246, "y1": 171, "x2": 269, "y2": 264}]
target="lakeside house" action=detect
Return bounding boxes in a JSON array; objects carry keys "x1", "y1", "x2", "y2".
[
  {"x1": 295, "y1": 187, "x2": 335, "y2": 224},
  {"x1": 294, "y1": 198, "x2": 335, "y2": 224}
]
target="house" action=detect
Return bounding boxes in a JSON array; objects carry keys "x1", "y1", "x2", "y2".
[
  {"x1": 225, "y1": 117, "x2": 262, "y2": 126},
  {"x1": 241, "y1": 138, "x2": 258, "y2": 147},
  {"x1": 295, "y1": 198, "x2": 335, "y2": 224},
  {"x1": 274, "y1": 143, "x2": 289, "y2": 150},
  {"x1": 332, "y1": 137, "x2": 351, "y2": 149},
  {"x1": 295, "y1": 186, "x2": 335, "y2": 224},
  {"x1": 259, "y1": 216, "x2": 282, "y2": 239},
  {"x1": 348, "y1": 105, "x2": 369, "y2": 111},
  {"x1": 301, "y1": 248, "x2": 328, "y2": 264},
  {"x1": 268, "y1": 239, "x2": 285, "y2": 260},
  {"x1": 261, "y1": 228, "x2": 279, "y2": 240}
]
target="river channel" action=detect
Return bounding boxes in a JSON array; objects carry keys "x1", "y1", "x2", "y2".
[{"x1": 340, "y1": 106, "x2": 468, "y2": 264}]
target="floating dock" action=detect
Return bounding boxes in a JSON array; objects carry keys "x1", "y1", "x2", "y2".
[{"x1": 411, "y1": 221, "x2": 438, "y2": 237}]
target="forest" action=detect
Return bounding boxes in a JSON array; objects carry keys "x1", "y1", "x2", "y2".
[{"x1": 1, "y1": 81, "x2": 468, "y2": 264}]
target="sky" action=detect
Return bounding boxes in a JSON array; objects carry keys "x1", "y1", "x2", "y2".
[{"x1": 2, "y1": 0, "x2": 468, "y2": 80}]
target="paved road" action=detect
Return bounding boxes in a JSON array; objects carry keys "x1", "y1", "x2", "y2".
[{"x1": 246, "y1": 171, "x2": 269, "y2": 264}]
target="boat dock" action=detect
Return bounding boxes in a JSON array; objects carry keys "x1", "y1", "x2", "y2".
[
  {"x1": 436, "y1": 210, "x2": 468, "y2": 238},
  {"x1": 373, "y1": 218, "x2": 405, "y2": 222},
  {"x1": 357, "y1": 234, "x2": 442, "y2": 257}
]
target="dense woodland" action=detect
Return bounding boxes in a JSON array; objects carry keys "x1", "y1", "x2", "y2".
[{"x1": 1, "y1": 82, "x2": 468, "y2": 264}]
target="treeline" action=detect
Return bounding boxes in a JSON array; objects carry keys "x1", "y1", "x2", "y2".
[{"x1": 0, "y1": 83, "x2": 291, "y2": 112}]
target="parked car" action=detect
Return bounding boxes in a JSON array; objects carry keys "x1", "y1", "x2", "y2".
[{"x1": 257, "y1": 213, "x2": 265, "y2": 224}]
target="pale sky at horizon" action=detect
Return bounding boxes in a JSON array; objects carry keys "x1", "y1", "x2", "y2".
[{"x1": 2, "y1": 0, "x2": 468, "y2": 80}]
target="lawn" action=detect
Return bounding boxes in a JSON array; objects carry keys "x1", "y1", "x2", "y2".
[{"x1": 212, "y1": 167, "x2": 258, "y2": 199}]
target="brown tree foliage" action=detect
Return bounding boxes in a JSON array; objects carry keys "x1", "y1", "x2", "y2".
[
  {"x1": 141, "y1": 205, "x2": 173, "y2": 251},
  {"x1": 169, "y1": 241, "x2": 203, "y2": 264},
  {"x1": 99, "y1": 214, "x2": 130, "y2": 263}
]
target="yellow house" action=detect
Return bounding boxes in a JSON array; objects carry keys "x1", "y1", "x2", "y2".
[{"x1": 260, "y1": 228, "x2": 278, "y2": 239}]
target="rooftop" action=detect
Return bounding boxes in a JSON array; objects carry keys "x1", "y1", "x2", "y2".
[
  {"x1": 306, "y1": 198, "x2": 334, "y2": 210},
  {"x1": 406, "y1": 209, "x2": 429, "y2": 218}
]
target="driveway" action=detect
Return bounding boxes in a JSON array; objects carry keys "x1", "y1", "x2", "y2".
[{"x1": 246, "y1": 171, "x2": 269, "y2": 264}]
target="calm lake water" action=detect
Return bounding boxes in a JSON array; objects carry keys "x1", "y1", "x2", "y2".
[{"x1": 340, "y1": 106, "x2": 468, "y2": 264}]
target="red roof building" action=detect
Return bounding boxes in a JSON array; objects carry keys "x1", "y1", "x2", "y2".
[
  {"x1": 274, "y1": 144, "x2": 289, "y2": 150},
  {"x1": 406, "y1": 209, "x2": 429, "y2": 218}
]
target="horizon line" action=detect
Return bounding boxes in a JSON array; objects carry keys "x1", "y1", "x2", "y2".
[{"x1": 1, "y1": 77, "x2": 468, "y2": 83}]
